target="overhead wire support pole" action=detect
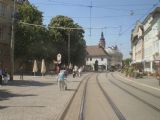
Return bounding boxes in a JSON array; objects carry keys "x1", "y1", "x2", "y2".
[
  {"x1": 10, "y1": 0, "x2": 16, "y2": 80},
  {"x1": 89, "y1": 0, "x2": 92, "y2": 36},
  {"x1": 68, "y1": 30, "x2": 71, "y2": 66}
]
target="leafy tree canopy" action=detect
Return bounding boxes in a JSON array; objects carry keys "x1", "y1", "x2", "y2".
[
  {"x1": 15, "y1": 3, "x2": 51, "y2": 61},
  {"x1": 48, "y1": 15, "x2": 86, "y2": 65}
]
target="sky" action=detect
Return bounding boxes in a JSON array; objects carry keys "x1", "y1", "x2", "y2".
[{"x1": 29, "y1": 0, "x2": 160, "y2": 59}]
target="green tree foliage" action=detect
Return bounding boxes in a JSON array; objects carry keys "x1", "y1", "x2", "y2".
[
  {"x1": 48, "y1": 15, "x2": 86, "y2": 65},
  {"x1": 122, "y1": 58, "x2": 131, "y2": 67},
  {"x1": 15, "y1": 3, "x2": 52, "y2": 61}
]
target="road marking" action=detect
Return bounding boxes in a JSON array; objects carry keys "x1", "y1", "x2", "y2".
[{"x1": 118, "y1": 74, "x2": 160, "y2": 91}]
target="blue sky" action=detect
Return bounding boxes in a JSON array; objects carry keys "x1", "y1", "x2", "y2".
[{"x1": 29, "y1": 0, "x2": 159, "y2": 58}]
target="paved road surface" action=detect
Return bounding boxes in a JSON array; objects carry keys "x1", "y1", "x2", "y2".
[
  {"x1": 63, "y1": 72, "x2": 160, "y2": 120},
  {"x1": 1, "y1": 72, "x2": 160, "y2": 120}
]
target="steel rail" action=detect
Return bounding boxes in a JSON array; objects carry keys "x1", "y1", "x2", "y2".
[
  {"x1": 109, "y1": 73, "x2": 160, "y2": 112},
  {"x1": 111, "y1": 73, "x2": 160, "y2": 99},
  {"x1": 78, "y1": 75, "x2": 89, "y2": 120},
  {"x1": 58, "y1": 74, "x2": 91, "y2": 120},
  {"x1": 96, "y1": 73, "x2": 126, "y2": 120}
]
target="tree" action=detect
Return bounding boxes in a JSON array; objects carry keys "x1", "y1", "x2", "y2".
[
  {"x1": 122, "y1": 58, "x2": 131, "y2": 67},
  {"x1": 48, "y1": 15, "x2": 86, "y2": 65},
  {"x1": 15, "y1": 2, "x2": 51, "y2": 62}
]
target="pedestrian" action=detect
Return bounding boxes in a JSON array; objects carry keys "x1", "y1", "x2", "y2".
[
  {"x1": 0, "y1": 75, "x2": 2, "y2": 86},
  {"x1": 57, "y1": 69, "x2": 66, "y2": 91},
  {"x1": 73, "y1": 65, "x2": 78, "y2": 78},
  {"x1": 56, "y1": 65, "x2": 60, "y2": 74},
  {"x1": 19, "y1": 65, "x2": 24, "y2": 80},
  {"x1": 78, "y1": 67, "x2": 82, "y2": 77},
  {"x1": 3, "y1": 70, "x2": 9, "y2": 84}
]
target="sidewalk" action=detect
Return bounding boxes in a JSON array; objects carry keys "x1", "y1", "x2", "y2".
[
  {"x1": 117, "y1": 72, "x2": 160, "y2": 89},
  {"x1": 0, "y1": 73, "x2": 88, "y2": 120}
]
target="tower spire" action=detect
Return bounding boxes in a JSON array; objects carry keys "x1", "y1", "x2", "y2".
[{"x1": 99, "y1": 32, "x2": 106, "y2": 48}]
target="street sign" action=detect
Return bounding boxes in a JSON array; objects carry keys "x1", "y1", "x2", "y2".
[{"x1": 57, "y1": 53, "x2": 61, "y2": 64}]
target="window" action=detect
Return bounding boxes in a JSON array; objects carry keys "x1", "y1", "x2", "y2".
[
  {"x1": 0, "y1": 2, "x2": 6, "y2": 17},
  {"x1": 0, "y1": 24, "x2": 4, "y2": 41},
  {"x1": 101, "y1": 58, "x2": 103, "y2": 61}
]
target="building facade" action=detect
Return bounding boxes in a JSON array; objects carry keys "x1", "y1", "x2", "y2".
[
  {"x1": 86, "y1": 32, "x2": 109, "y2": 70},
  {"x1": 86, "y1": 45, "x2": 109, "y2": 70},
  {"x1": 0, "y1": 0, "x2": 13, "y2": 71},
  {"x1": 85, "y1": 32, "x2": 123, "y2": 70},
  {"x1": 131, "y1": 7, "x2": 160, "y2": 73},
  {"x1": 143, "y1": 7, "x2": 160, "y2": 73},
  {"x1": 131, "y1": 21, "x2": 144, "y2": 70}
]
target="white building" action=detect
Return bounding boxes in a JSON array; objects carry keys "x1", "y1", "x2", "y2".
[
  {"x1": 85, "y1": 32, "x2": 123, "y2": 70},
  {"x1": 86, "y1": 45, "x2": 109, "y2": 70},
  {"x1": 86, "y1": 32, "x2": 109, "y2": 70},
  {"x1": 143, "y1": 7, "x2": 160, "y2": 73}
]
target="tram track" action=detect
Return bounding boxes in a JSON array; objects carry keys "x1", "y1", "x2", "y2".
[
  {"x1": 61, "y1": 72, "x2": 127, "y2": 120},
  {"x1": 79, "y1": 75, "x2": 89, "y2": 120},
  {"x1": 111, "y1": 73, "x2": 160, "y2": 99},
  {"x1": 108, "y1": 73, "x2": 160, "y2": 113},
  {"x1": 96, "y1": 73, "x2": 126, "y2": 120},
  {"x1": 59, "y1": 74, "x2": 91, "y2": 120}
]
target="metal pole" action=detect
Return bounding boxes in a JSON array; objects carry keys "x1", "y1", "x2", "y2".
[
  {"x1": 68, "y1": 31, "x2": 70, "y2": 66},
  {"x1": 10, "y1": 0, "x2": 16, "y2": 80}
]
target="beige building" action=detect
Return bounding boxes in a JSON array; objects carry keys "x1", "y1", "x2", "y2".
[
  {"x1": 131, "y1": 21, "x2": 144, "y2": 65},
  {"x1": 131, "y1": 7, "x2": 160, "y2": 73},
  {"x1": 0, "y1": 0, "x2": 13, "y2": 71},
  {"x1": 143, "y1": 7, "x2": 160, "y2": 73}
]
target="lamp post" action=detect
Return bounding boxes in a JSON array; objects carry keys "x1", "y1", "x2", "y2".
[
  {"x1": 10, "y1": 0, "x2": 16, "y2": 80},
  {"x1": 68, "y1": 30, "x2": 71, "y2": 66}
]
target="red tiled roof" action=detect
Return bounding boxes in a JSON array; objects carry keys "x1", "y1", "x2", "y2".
[{"x1": 86, "y1": 45, "x2": 108, "y2": 57}]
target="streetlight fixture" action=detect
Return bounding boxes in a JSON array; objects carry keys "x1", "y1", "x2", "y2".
[{"x1": 10, "y1": 0, "x2": 16, "y2": 80}]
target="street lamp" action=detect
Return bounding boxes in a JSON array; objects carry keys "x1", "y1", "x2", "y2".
[
  {"x1": 10, "y1": 0, "x2": 16, "y2": 80},
  {"x1": 68, "y1": 30, "x2": 71, "y2": 66}
]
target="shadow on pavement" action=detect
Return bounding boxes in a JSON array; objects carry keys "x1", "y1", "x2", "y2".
[
  {"x1": 6, "y1": 80, "x2": 56, "y2": 87},
  {"x1": 66, "y1": 88, "x2": 77, "y2": 91},
  {"x1": 0, "y1": 89, "x2": 37, "y2": 101},
  {"x1": 0, "y1": 106, "x2": 8, "y2": 110},
  {"x1": 0, "y1": 105, "x2": 45, "y2": 110}
]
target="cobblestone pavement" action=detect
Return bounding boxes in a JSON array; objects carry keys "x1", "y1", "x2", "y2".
[{"x1": 0, "y1": 73, "x2": 88, "y2": 120}]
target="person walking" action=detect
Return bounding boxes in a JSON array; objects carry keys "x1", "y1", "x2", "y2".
[
  {"x1": 73, "y1": 65, "x2": 78, "y2": 78},
  {"x1": 19, "y1": 65, "x2": 24, "y2": 80},
  {"x1": 57, "y1": 69, "x2": 66, "y2": 91},
  {"x1": 78, "y1": 67, "x2": 82, "y2": 77},
  {"x1": 0, "y1": 75, "x2": 2, "y2": 86}
]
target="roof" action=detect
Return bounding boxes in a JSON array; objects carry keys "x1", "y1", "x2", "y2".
[
  {"x1": 131, "y1": 21, "x2": 143, "y2": 38},
  {"x1": 106, "y1": 47, "x2": 123, "y2": 58},
  {"x1": 86, "y1": 45, "x2": 108, "y2": 57},
  {"x1": 143, "y1": 7, "x2": 160, "y2": 24}
]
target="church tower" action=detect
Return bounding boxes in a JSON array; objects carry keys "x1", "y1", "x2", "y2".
[{"x1": 99, "y1": 32, "x2": 106, "y2": 48}]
